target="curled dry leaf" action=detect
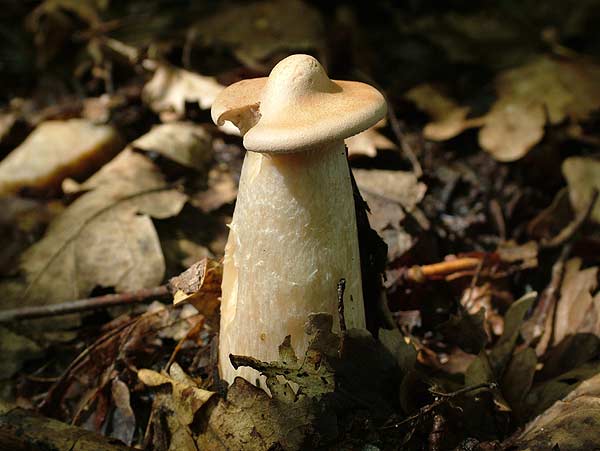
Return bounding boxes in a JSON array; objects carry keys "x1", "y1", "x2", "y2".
[
  {"x1": 192, "y1": 0, "x2": 324, "y2": 70},
  {"x1": 168, "y1": 258, "x2": 222, "y2": 320},
  {"x1": 345, "y1": 119, "x2": 396, "y2": 158},
  {"x1": 553, "y1": 258, "x2": 599, "y2": 345},
  {"x1": 11, "y1": 150, "x2": 186, "y2": 311},
  {"x1": 132, "y1": 122, "x2": 213, "y2": 172},
  {"x1": 142, "y1": 61, "x2": 224, "y2": 120},
  {"x1": 562, "y1": 157, "x2": 600, "y2": 224},
  {"x1": 0, "y1": 119, "x2": 123, "y2": 195}
]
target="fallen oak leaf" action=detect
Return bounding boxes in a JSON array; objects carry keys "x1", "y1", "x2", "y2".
[
  {"x1": 138, "y1": 362, "x2": 215, "y2": 426},
  {"x1": 11, "y1": 150, "x2": 186, "y2": 312}
]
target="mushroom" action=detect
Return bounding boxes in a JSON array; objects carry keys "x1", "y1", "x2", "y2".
[{"x1": 211, "y1": 54, "x2": 386, "y2": 384}]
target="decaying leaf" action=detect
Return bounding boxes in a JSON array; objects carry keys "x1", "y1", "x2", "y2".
[
  {"x1": 0, "y1": 119, "x2": 123, "y2": 195},
  {"x1": 169, "y1": 258, "x2": 222, "y2": 320},
  {"x1": 110, "y1": 378, "x2": 136, "y2": 446},
  {"x1": 553, "y1": 258, "x2": 599, "y2": 345},
  {"x1": 12, "y1": 150, "x2": 186, "y2": 311},
  {"x1": 139, "y1": 362, "x2": 215, "y2": 426},
  {"x1": 142, "y1": 61, "x2": 224, "y2": 120},
  {"x1": 562, "y1": 156, "x2": 600, "y2": 224},
  {"x1": 201, "y1": 313, "x2": 398, "y2": 450},
  {"x1": 346, "y1": 120, "x2": 396, "y2": 158},
  {"x1": 197, "y1": 377, "x2": 333, "y2": 451},
  {"x1": 510, "y1": 371, "x2": 600, "y2": 450},
  {"x1": 192, "y1": 0, "x2": 325, "y2": 70},
  {"x1": 132, "y1": 122, "x2": 213, "y2": 172}
]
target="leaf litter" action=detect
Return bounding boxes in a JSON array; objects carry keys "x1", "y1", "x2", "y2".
[{"x1": 1, "y1": 1, "x2": 600, "y2": 450}]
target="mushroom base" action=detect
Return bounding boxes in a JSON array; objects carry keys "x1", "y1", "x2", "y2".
[{"x1": 219, "y1": 140, "x2": 365, "y2": 386}]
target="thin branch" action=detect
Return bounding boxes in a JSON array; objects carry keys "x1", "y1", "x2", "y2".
[
  {"x1": 355, "y1": 70, "x2": 423, "y2": 177},
  {"x1": 381, "y1": 382, "x2": 497, "y2": 430},
  {"x1": 0, "y1": 286, "x2": 170, "y2": 323}
]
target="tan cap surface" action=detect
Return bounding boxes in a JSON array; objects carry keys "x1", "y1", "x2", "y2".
[{"x1": 211, "y1": 54, "x2": 387, "y2": 153}]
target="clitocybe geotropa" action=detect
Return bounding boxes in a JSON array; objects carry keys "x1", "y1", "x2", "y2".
[{"x1": 211, "y1": 54, "x2": 387, "y2": 384}]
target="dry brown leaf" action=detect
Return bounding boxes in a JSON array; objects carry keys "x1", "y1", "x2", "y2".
[
  {"x1": 11, "y1": 150, "x2": 186, "y2": 311},
  {"x1": 192, "y1": 0, "x2": 324, "y2": 70},
  {"x1": 511, "y1": 372, "x2": 600, "y2": 450},
  {"x1": 132, "y1": 122, "x2": 213, "y2": 172},
  {"x1": 169, "y1": 258, "x2": 222, "y2": 320},
  {"x1": 139, "y1": 362, "x2": 214, "y2": 426},
  {"x1": 142, "y1": 61, "x2": 224, "y2": 120},
  {"x1": 409, "y1": 57, "x2": 600, "y2": 161},
  {"x1": 478, "y1": 100, "x2": 546, "y2": 162},
  {"x1": 0, "y1": 119, "x2": 123, "y2": 195},
  {"x1": 405, "y1": 84, "x2": 476, "y2": 141},
  {"x1": 110, "y1": 378, "x2": 135, "y2": 446},
  {"x1": 142, "y1": 362, "x2": 214, "y2": 451},
  {"x1": 562, "y1": 157, "x2": 600, "y2": 224},
  {"x1": 479, "y1": 56, "x2": 600, "y2": 161},
  {"x1": 554, "y1": 258, "x2": 599, "y2": 345},
  {"x1": 346, "y1": 120, "x2": 396, "y2": 158},
  {"x1": 353, "y1": 169, "x2": 426, "y2": 213},
  {"x1": 353, "y1": 169, "x2": 426, "y2": 261}
]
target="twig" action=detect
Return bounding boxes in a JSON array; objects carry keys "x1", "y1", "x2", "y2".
[
  {"x1": 406, "y1": 257, "x2": 482, "y2": 283},
  {"x1": 355, "y1": 70, "x2": 422, "y2": 177},
  {"x1": 0, "y1": 286, "x2": 170, "y2": 323},
  {"x1": 381, "y1": 382, "x2": 497, "y2": 430},
  {"x1": 386, "y1": 99, "x2": 423, "y2": 178},
  {"x1": 337, "y1": 278, "x2": 347, "y2": 333},
  {"x1": 540, "y1": 189, "x2": 598, "y2": 248}
]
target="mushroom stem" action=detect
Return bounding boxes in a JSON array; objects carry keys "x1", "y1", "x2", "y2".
[{"x1": 219, "y1": 140, "x2": 365, "y2": 384}]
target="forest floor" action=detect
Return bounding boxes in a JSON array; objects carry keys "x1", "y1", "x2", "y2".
[{"x1": 1, "y1": 1, "x2": 600, "y2": 450}]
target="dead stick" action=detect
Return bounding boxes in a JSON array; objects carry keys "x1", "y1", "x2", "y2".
[
  {"x1": 0, "y1": 286, "x2": 170, "y2": 323},
  {"x1": 407, "y1": 257, "x2": 482, "y2": 282}
]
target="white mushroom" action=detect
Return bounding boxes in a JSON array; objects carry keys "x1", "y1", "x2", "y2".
[{"x1": 211, "y1": 54, "x2": 386, "y2": 384}]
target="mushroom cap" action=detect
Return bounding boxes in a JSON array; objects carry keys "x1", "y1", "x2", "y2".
[{"x1": 211, "y1": 54, "x2": 387, "y2": 153}]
